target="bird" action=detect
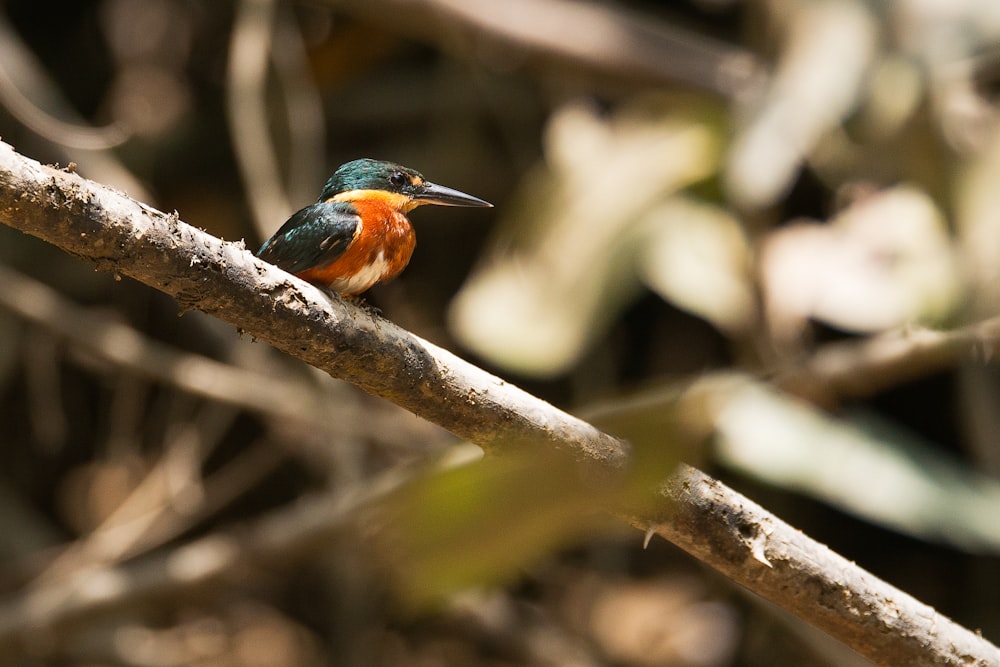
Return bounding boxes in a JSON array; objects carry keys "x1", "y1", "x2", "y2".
[{"x1": 256, "y1": 158, "x2": 492, "y2": 296}]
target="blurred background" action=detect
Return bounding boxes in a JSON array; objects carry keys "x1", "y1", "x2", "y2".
[{"x1": 1, "y1": 0, "x2": 999, "y2": 664}]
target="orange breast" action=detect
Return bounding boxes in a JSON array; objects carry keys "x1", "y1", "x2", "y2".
[{"x1": 296, "y1": 198, "x2": 416, "y2": 295}]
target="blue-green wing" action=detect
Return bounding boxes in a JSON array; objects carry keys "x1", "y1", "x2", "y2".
[{"x1": 256, "y1": 201, "x2": 360, "y2": 274}]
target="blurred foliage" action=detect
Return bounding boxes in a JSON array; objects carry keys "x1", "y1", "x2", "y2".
[
  {"x1": 374, "y1": 450, "x2": 624, "y2": 611},
  {"x1": 1, "y1": 0, "x2": 1000, "y2": 664}
]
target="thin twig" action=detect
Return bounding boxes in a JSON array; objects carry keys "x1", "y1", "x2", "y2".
[
  {"x1": 779, "y1": 319, "x2": 1000, "y2": 401},
  {"x1": 36, "y1": 435, "x2": 285, "y2": 585},
  {"x1": 0, "y1": 16, "x2": 148, "y2": 200},
  {"x1": 271, "y1": 2, "x2": 326, "y2": 208},
  {"x1": 227, "y1": 0, "x2": 293, "y2": 238},
  {"x1": 0, "y1": 263, "x2": 327, "y2": 431},
  {"x1": 0, "y1": 464, "x2": 411, "y2": 652}
]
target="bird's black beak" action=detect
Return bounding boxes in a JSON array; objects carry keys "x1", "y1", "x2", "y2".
[{"x1": 413, "y1": 181, "x2": 493, "y2": 208}]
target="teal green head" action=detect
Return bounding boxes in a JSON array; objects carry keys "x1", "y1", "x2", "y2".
[{"x1": 319, "y1": 158, "x2": 492, "y2": 211}]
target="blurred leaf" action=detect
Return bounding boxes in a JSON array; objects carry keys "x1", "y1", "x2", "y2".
[
  {"x1": 372, "y1": 453, "x2": 608, "y2": 609},
  {"x1": 726, "y1": 0, "x2": 878, "y2": 208},
  {"x1": 691, "y1": 375, "x2": 1000, "y2": 553},
  {"x1": 760, "y1": 185, "x2": 961, "y2": 344},
  {"x1": 449, "y1": 95, "x2": 724, "y2": 378},
  {"x1": 637, "y1": 197, "x2": 754, "y2": 334},
  {"x1": 371, "y1": 439, "x2": 679, "y2": 610}
]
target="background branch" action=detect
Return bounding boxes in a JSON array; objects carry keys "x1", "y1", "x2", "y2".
[
  {"x1": 227, "y1": 0, "x2": 293, "y2": 238},
  {"x1": 0, "y1": 14, "x2": 148, "y2": 199},
  {"x1": 1, "y1": 141, "x2": 997, "y2": 665},
  {"x1": 0, "y1": 263, "x2": 324, "y2": 428},
  {"x1": 329, "y1": 0, "x2": 762, "y2": 98},
  {"x1": 779, "y1": 318, "x2": 1000, "y2": 401}
]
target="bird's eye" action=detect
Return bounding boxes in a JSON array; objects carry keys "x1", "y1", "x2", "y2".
[{"x1": 389, "y1": 172, "x2": 408, "y2": 188}]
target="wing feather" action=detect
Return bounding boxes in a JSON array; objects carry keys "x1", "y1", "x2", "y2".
[{"x1": 256, "y1": 202, "x2": 360, "y2": 275}]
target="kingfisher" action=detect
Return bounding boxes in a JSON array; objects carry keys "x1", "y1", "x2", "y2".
[{"x1": 257, "y1": 158, "x2": 492, "y2": 295}]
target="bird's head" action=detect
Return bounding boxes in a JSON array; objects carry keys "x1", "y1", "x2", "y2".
[{"x1": 319, "y1": 158, "x2": 492, "y2": 212}]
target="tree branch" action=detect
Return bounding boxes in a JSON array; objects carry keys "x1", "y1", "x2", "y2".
[
  {"x1": 635, "y1": 465, "x2": 996, "y2": 667},
  {"x1": 0, "y1": 141, "x2": 997, "y2": 666},
  {"x1": 0, "y1": 140, "x2": 626, "y2": 472}
]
